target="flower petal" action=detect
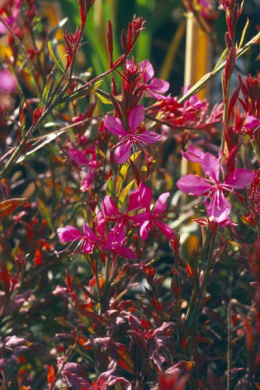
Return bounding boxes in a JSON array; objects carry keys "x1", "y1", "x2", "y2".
[
  {"x1": 57, "y1": 226, "x2": 83, "y2": 243},
  {"x1": 181, "y1": 145, "x2": 205, "y2": 163},
  {"x1": 128, "y1": 184, "x2": 151, "y2": 212},
  {"x1": 140, "y1": 60, "x2": 154, "y2": 82},
  {"x1": 155, "y1": 220, "x2": 175, "y2": 240},
  {"x1": 136, "y1": 183, "x2": 153, "y2": 211},
  {"x1": 0, "y1": 70, "x2": 17, "y2": 93},
  {"x1": 140, "y1": 220, "x2": 150, "y2": 240},
  {"x1": 104, "y1": 115, "x2": 126, "y2": 136},
  {"x1": 82, "y1": 241, "x2": 95, "y2": 253},
  {"x1": 114, "y1": 139, "x2": 132, "y2": 164},
  {"x1": 244, "y1": 115, "x2": 260, "y2": 130},
  {"x1": 201, "y1": 153, "x2": 220, "y2": 182},
  {"x1": 107, "y1": 224, "x2": 125, "y2": 249},
  {"x1": 225, "y1": 169, "x2": 254, "y2": 189},
  {"x1": 103, "y1": 195, "x2": 119, "y2": 216},
  {"x1": 67, "y1": 148, "x2": 88, "y2": 165},
  {"x1": 177, "y1": 175, "x2": 211, "y2": 195},
  {"x1": 83, "y1": 224, "x2": 99, "y2": 242},
  {"x1": 116, "y1": 246, "x2": 136, "y2": 259},
  {"x1": 131, "y1": 211, "x2": 150, "y2": 224},
  {"x1": 154, "y1": 192, "x2": 170, "y2": 214},
  {"x1": 206, "y1": 190, "x2": 231, "y2": 223},
  {"x1": 135, "y1": 131, "x2": 161, "y2": 144},
  {"x1": 128, "y1": 105, "x2": 145, "y2": 133},
  {"x1": 148, "y1": 77, "x2": 169, "y2": 94}
]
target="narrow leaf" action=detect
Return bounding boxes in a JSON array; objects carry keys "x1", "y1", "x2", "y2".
[
  {"x1": 19, "y1": 99, "x2": 26, "y2": 137},
  {"x1": 48, "y1": 40, "x2": 65, "y2": 73},
  {"x1": 0, "y1": 198, "x2": 26, "y2": 218},
  {"x1": 239, "y1": 18, "x2": 250, "y2": 48},
  {"x1": 118, "y1": 180, "x2": 135, "y2": 208},
  {"x1": 38, "y1": 199, "x2": 53, "y2": 230},
  {"x1": 95, "y1": 91, "x2": 112, "y2": 104}
]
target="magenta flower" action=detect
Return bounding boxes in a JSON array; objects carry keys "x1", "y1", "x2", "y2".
[
  {"x1": 126, "y1": 59, "x2": 169, "y2": 100},
  {"x1": 132, "y1": 183, "x2": 174, "y2": 240},
  {"x1": 67, "y1": 145, "x2": 98, "y2": 168},
  {"x1": 0, "y1": 70, "x2": 17, "y2": 93},
  {"x1": 101, "y1": 185, "x2": 148, "y2": 227},
  {"x1": 105, "y1": 223, "x2": 136, "y2": 259},
  {"x1": 57, "y1": 224, "x2": 100, "y2": 254},
  {"x1": 96, "y1": 213, "x2": 136, "y2": 259},
  {"x1": 177, "y1": 146, "x2": 254, "y2": 223},
  {"x1": 104, "y1": 105, "x2": 161, "y2": 164},
  {"x1": 244, "y1": 115, "x2": 260, "y2": 134},
  {"x1": 0, "y1": 0, "x2": 22, "y2": 35}
]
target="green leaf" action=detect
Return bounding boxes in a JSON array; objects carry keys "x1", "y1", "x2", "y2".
[
  {"x1": 118, "y1": 179, "x2": 135, "y2": 208},
  {"x1": 48, "y1": 40, "x2": 65, "y2": 73},
  {"x1": 42, "y1": 69, "x2": 58, "y2": 105},
  {"x1": 38, "y1": 199, "x2": 54, "y2": 230},
  {"x1": 239, "y1": 18, "x2": 249, "y2": 49},
  {"x1": 213, "y1": 48, "x2": 228, "y2": 71},
  {"x1": 116, "y1": 164, "x2": 129, "y2": 197},
  {"x1": 106, "y1": 176, "x2": 115, "y2": 197},
  {"x1": 95, "y1": 91, "x2": 112, "y2": 104}
]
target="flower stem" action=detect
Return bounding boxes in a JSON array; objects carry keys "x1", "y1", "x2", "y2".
[{"x1": 185, "y1": 225, "x2": 217, "y2": 333}]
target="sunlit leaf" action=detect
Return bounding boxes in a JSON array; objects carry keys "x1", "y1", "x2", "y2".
[
  {"x1": 116, "y1": 164, "x2": 129, "y2": 197},
  {"x1": 107, "y1": 176, "x2": 115, "y2": 197},
  {"x1": 0, "y1": 198, "x2": 26, "y2": 218},
  {"x1": 118, "y1": 179, "x2": 135, "y2": 208},
  {"x1": 95, "y1": 91, "x2": 112, "y2": 104},
  {"x1": 48, "y1": 40, "x2": 65, "y2": 73}
]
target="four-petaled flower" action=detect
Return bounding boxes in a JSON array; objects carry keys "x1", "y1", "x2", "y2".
[
  {"x1": 104, "y1": 105, "x2": 161, "y2": 164},
  {"x1": 57, "y1": 224, "x2": 100, "y2": 254},
  {"x1": 177, "y1": 146, "x2": 254, "y2": 223},
  {"x1": 126, "y1": 59, "x2": 169, "y2": 100},
  {"x1": 132, "y1": 183, "x2": 175, "y2": 240}
]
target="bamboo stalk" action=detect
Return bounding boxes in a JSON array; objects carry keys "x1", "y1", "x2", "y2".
[{"x1": 182, "y1": 8, "x2": 212, "y2": 254}]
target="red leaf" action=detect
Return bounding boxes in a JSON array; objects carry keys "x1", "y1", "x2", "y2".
[
  {"x1": 186, "y1": 262, "x2": 194, "y2": 278},
  {"x1": 47, "y1": 364, "x2": 55, "y2": 385},
  {"x1": 0, "y1": 198, "x2": 26, "y2": 218}
]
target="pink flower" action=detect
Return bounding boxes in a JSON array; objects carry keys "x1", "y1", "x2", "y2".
[
  {"x1": 126, "y1": 59, "x2": 169, "y2": 100},
  {"x1": 104, "y1": 223, "x2": 136, "y2": 259},
  {"x1": 132, "y1": 183, "x2": 174, "y2": 240},
  {"x1": 244, "y1": 115, "x2": 260, "y2": 134},
  {"x1": 104, "y1": 105, "x2": 161, "y2": 164},
  {"x1": 101, "y1": 185, "x2": 147, "y2": 227},
  {"x1": 0, "y1": 0, "x2": 22, "y2": 35},
  {"x1": 0, "y1": 70, "x2": 17, "y2": 93},
  {"x1": 67, "y1": 145, "x2": 98, "y2": 168},
  {"x1": 177, "y1": 146, "x2": 254, "y2": 223},
  {"x1": 57, "y1": 224, "x2": 100, "y2": 254}
]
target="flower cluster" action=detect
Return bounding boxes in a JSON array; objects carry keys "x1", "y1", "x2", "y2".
[
  {"x1": 57, "y1": 182, "x2": 174, "y2": 259},
  {"x1": 177, "y1": 146, "x2": 254, "y2": 224}
]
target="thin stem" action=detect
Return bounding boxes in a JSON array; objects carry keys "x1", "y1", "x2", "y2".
[
  {"x1": 0, "y1": 15, "x2": 42, "y2": 95},
  {"x1": 227, "y1": 299, "x2": 234, "y2": 390},
  {"x1": 185, "y1": 225, "x2": 217, "y2": 332},
  {"x1": 178, "y1": 31, "x2": 260, "y2": 104}
]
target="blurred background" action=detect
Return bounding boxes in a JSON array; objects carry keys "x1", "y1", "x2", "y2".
[{"x1": 40, "y1": 0, "x2": 260, "y2": 98}]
